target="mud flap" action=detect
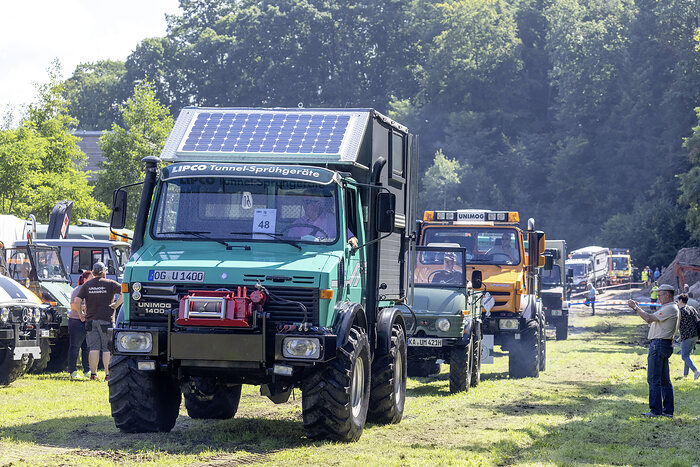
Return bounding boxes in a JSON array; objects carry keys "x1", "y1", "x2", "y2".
[{"x1": 481, "y1": 334, "x2": 494, "y2": 364}]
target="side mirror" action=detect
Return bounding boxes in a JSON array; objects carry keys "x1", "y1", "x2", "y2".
[
  {"x1": 376, "y1": 192, "x2": 396, "y2": 233},
  {"x1": 471, "y1": 270, "x2": 483, "y2": 289},
  {"x1": 107, "y1": 259, "x2": 115, "y2": 275},
  {"x1": 566, "y1": 269, "x2": 573, "y2": 278},
  {"x1": 544, "y1": 255, "x2": 554, "y2": 270},
  {"x1": 111, "y1": 189, "x2": 128, "y2": 230}
]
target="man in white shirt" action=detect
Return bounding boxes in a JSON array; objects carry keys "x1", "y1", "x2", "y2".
[{"x1": 628, "y1": 283, "x2": 679, "y2": 418}]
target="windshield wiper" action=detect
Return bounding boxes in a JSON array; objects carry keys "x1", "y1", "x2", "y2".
[
  {"x1": 159, "y1": 230, "x2": 249, "y2": 250},
  {"x1": 229, "y1": 231, "x2": 301, "y2": 251}
]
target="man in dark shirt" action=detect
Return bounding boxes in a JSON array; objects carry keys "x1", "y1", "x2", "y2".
[{"x1": 75, "y1": 262, "x2": 122, "y2": 381}]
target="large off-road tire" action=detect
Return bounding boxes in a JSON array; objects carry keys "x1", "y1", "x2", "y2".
[
  {"x1": 109, "y1": 355, "x2": 181, "y2": 433},
  {"x1": 470, "y1": 337, "x2": 482, "y2": 387},
  {"x1": 407, "y1": 360, "x2": 440, "y2": 377},
  {"x1": 555, "y1": 317, "x2": 568, "y2": 340},
  {"x1": 449, "y1": 337, "x2": 472, "y2": 393},
  {"x1": 28, "y1": 339, "x2": 51, "y2": 374},
  {"x1": 508, "y1": 320, "x2": 540, "y2": 378},
  {"x1": 45, "y1": 335, "x2": 69, "y2": 373},
  {"x1": 368, "y1": 324, "x2": 406, "y2": 424},
  {"x1": 182, "y1": 377, "x2": 242, "y2": 419},
  {"x1": 301, "y1": 326, "x2": 371, "y2": 442},
  {"x1": 0, "y1": 348, "x2": 28, "y2": 385}
]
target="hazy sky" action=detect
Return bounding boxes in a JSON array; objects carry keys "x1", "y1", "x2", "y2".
[{"x1": 0, "y1": 0, "x2": 181, "y2": 115}]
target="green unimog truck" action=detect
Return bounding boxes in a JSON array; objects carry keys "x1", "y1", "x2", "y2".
[
  {"x1": 403, "y1": 245, "x2": 487, "y2": 393},
  {"x1": 107, "y1": 107, "x2": 418, "y2": 441}
]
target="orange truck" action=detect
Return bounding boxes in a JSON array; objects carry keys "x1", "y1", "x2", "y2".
[{"x1": 417, "y1": 209, "x2": 548, "y2": 378}]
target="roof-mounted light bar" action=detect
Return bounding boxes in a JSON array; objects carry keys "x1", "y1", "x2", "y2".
[{"x1": 423, "y1": 210, "x2": 519, "y2": 224}]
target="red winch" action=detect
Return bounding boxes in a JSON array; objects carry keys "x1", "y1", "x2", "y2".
[{"x1": 177, "y1": 287, "x2": 267, "y2": 327}]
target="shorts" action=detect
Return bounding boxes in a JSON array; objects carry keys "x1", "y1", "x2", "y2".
[{"x1": 86, "y1": 319, "x2": 111, "y2": 352}]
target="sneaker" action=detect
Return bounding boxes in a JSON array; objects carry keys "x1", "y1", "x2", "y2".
[
  {"x1": 642, "y1": 411, "x2": 661, "y2": 418},
  {"x1": 84, "y1": 371, "x2": 91, "y2": 379},
  {"x1": 104, "y1": 374, "x2": 109, "y2": 382},
  {"x1": 661, "y1": 413, "x2": 673, "y2": 418},
  {"x1": 70, "y1": 371, "x2": 84, "y2": 380},
  {"x1": 695, "y1": 370, "x2": 700, "y2": 381},
  {"x1": 90, "y1": 373, "x2": 98, "y2": 381}
]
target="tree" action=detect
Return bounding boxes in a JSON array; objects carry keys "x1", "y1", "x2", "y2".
[
  {"x1": 679, "y1": 107, "x2": 700, "y2": 241},
  {"x1": 94, "y1": 81, "x2": 173, "y2": 227},
  {"x1": 0, "y1": 61, "x2": 108, "y2": 221},
  {"x1": 422, "y1": 150, "x2": 462, "y2": 211}
]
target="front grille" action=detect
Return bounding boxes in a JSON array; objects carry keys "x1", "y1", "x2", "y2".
[{"x1": 129, "y1": 283, "x2": 319, "y2": 325}]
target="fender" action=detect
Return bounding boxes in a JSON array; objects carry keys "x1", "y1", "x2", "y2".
[
  {"x1": 375, "y1": 307, "x2": 407, "y2": 355},
  {"x1": 333, "y1": 301, "x2": 367, "y2": 347},
  {"x1": 520, "y1": 294, "x2": 539, "y2": 320},
  {"x1": 458, "y1": 317, "x2": 475, "y2": 346}
]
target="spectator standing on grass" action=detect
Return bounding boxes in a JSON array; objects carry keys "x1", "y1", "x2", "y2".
[
  {"x1": 68, "y1": 270, "x2": 92, "y2": 380},
  {"x1": 682, "y1": 284, "x2": 699, "y2": 310},
  {"x1": 653, "y1": 267, "x2": 661, "y2": 282},
  {"x1": 627, "y1": 283, "x2": 679, "y2": 418},
  {"x1": 641, "y1": 268, "x2": 649, "y2": 287},
  {"x1": 650, "y1": 282, "x2": 659, "y2": 310},
  {"x1": 675, "y1": 294, "x2": 700, "y2": 380},
  {"x1": 74, "y1": 262, "x2": 122, "y2": 381},
  {"x1": 585, "y1": 282, "x2": 597, "y2": 316}
]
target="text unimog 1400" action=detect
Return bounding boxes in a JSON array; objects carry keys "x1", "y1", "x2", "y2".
[
  {"x1": 417, "y1": 210, "x2": 548, "y2": 378},
  {"x1": 108, "y1": 107, "x2": 418, "y2": 441},
  {"x1": 403, "y1": 245, "x2": 487, "y2": 393}
]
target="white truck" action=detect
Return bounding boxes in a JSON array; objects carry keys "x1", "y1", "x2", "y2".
[
  {"x1": 567, "y1": 246, "x2": 610, "y2": 289},
  {"x1": 542, "y1": 240, "x2": 568, "y2": 340}
]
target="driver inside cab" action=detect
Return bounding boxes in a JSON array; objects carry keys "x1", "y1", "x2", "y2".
[
  {"x1": 288, "y1": 193, "x2": 359, "y2": 247},
  {"x1": 487, "y1": 232, "x2": 516, "y2": 262},
  {"x1": 431, "y1": 252, "x2": 462, "y2": 284}
]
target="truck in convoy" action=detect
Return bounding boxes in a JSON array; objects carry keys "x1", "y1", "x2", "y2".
[
  {"x1": 0, "y1": 252, "x2": 61, "y2": 384},
  {"x1": 542, "y1": 240, "x2": 568, "y2": 340},
  {"x1": 417, "y1": 209, "x2": 547, "y2": 378},
  {"x1": 404, "y1": 245, "x2": 485, "y2": 392},
  {"x1": 568, "y1": 246, "x2": 610, "y2": 289},
  {"x1": 107, "y1": 107, "x2": 417, "y2": 441},
  {"x1": 4, "y1": 240, "x2": 75, "y2": 371},
  {"x1": 609, "y1": 248, "x2": 632, "y2": 285}
]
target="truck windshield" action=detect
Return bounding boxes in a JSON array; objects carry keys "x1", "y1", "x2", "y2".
[
  {"x1": 568, "y1": 263, "x2": 586, "y2": 276},
  {"x1": 413, "y1": 249, "x2": 466, "y2": 287},
  {"x1": 611, "y1": 257, "x2": 629, "y2": 271},
  {"x1": 152, "y1": 177, "x2": 340, "y2": 244},
  {"x1": 541, "y1": 265, "x2": 562, "y2": 286},
  {"x1": 6, "y1": 247, "x2": 69, "y2": 283},
  {"x1": 422, "y1": 227, "x2": 521, "y2": 265}
]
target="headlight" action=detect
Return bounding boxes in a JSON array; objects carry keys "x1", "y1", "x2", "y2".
[
  {"x1": 132, "y1": 282, "x2": 141, "y2": 292},
  {"x1": 132, "y1": 291, "x2": 142, "y2": 301},
  {"x1": 33, "y1": 308, "x2": 40, "y2": 323},
  {"x1": 282, "y1": 337, "x2": 321, "y2": 359},
  {"x1": 116, "y1": 332, "x2": 153, "y2": 353},
  {"x1": 0, "y1": 308, "x2": 8, "y2": 323},
  {"x1": 499, "y1": 319, "x2": 519, "y2": 330},
  {"x1": 436, "y1": 318, "x2": 451, "y2": 332}
]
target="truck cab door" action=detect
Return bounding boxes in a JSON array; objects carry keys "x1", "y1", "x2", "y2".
[{"x1": 344, "y1": 185, "x2": 365, "y2": 308}]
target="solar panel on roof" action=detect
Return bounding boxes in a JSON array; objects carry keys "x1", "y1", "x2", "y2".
[{"x1": 162, "y1": 108, "x2": 370, "y2": 164}]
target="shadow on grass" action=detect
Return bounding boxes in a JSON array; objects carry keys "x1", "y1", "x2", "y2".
[{"x1": 0, "y1": 414, "x2": 312, "y2": 456}]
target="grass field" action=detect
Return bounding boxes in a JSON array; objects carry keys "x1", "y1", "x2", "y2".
[{"x1": 1, "y1": 297, "x2": 699, "y2": 466}]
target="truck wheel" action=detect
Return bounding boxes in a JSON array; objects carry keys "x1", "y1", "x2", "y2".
[
  {"x1": 109, "y1": 355, "x2": 181, "y2": 433},
  {"x1": 301, "y1": 326, "x2": 370, "y2": 442},
  {"x1": 28, "y1": 339, "x2": 51, "y2": 374},
  {"x1": 470, "y1": 337, "x2": 481, "y2": 387},
  {"x1": 508, "y1": 320, "x2": 540, "y2": 379},
  {"x1": 555, "y1": 318, "x2": 568, "y2": 340},
  {"x1": 449, "y1": 338, "x2": 472, "y2": 393},
  {"x1": 538, "y1": 317, "x2": 547, "y2": 372},
  {"x1": 0, "y1": 348, "x2": 28, "y2": 385},
  {"x1": 368, "y1": 323, "x2": 406, "y2": 424},
  {"x1": 45, "y1": 335, "x2": 69, "y2": 373},
  {"x1": 407, "y1": 360, "x2": 440, "y2": 377},
  {"x1": 182, "y1": 377, "x2": 241, "y2": 419}
]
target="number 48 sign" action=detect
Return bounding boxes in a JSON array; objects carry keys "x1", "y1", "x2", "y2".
[{"x1": 253, "y1": 209, "x2": 276, "y2": 239}]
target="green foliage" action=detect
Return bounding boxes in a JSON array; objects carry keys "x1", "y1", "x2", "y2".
[
  {"x1": 679, "y1": 107, "x2": 700, "y2": 241},
  {"x1": 0, "y1": 61, "x2": 108, "y2": 222},
  {"x1": 422, "y1": 150, "x2": 462, "y2": 210},
  {"x1": 94, "y1": 81, "x2": 173, "y2": 228}
]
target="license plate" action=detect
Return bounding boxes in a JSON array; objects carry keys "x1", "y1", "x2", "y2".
[
  {"x1": 40, "y1": 330, "x2": 50, "y2": 337},
  {"x1": 552, "y1": 309, "x2": 562, "y2": 316},
  {"x1": 148, "y1": 270, "x2": 205, "y2": 282},
  {"x1": 407, "y1": 337, "x2": 443, "y2": 347}
]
